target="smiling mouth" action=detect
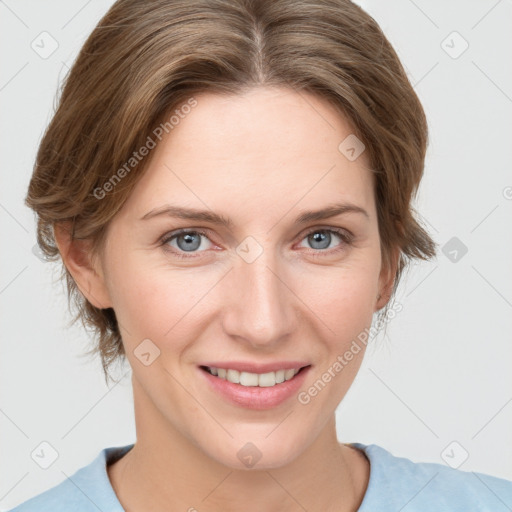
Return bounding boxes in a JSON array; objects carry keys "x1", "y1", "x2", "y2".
[{"x1": 199, "y1": 365, "x2": 310, "y2": 388}]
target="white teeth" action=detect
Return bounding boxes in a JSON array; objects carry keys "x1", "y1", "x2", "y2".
[
  {"x1": 226, "y1": 369, "x2": 240, "y2": 384},
  {"x1": 240, "y1": 371, "x2": 259, "y2": 386},
  {"x1": 258, "y1": 372, "x2": 276, "y2": 388},
  {"x1": 257, "y1": 372, "x2": 276, "y2": 387},
  {"x1": 284, "y1": 368, "x2": 296, "y2": 380},
  {"x1": 207, "y1": 366, "x2": 303, "y2": 387}
]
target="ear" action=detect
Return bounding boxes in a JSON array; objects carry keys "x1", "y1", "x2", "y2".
[
  {"x1": 53, "y1": 222, "x2": 113, "y2": 309},
  {"x1": 375, "y1": 246, "x2": 400, "y2": 311}
]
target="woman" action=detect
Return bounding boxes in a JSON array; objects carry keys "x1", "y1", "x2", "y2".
[{"x1": 9, "y1": 0, "x2": 512, "y2": 510}]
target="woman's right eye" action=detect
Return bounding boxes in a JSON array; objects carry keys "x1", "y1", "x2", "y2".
[{"x1": 160, "y1": 229, "x2": 213, "y2": 258}]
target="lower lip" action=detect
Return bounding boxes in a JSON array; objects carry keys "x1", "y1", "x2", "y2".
[{"x1": 198, "y1": 366, "x2": 311, "y2": 410}]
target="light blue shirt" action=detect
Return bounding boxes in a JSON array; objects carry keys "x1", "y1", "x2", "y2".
[{"x1": 7, "y1": 442, "x2": 512, "y2": 511}]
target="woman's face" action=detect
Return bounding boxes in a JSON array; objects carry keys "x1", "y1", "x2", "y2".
[{"x1": 90, "y1": 86, "x2": 393, "y2": 469}]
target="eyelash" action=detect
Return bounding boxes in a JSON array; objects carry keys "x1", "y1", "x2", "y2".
[{"x1": 159, "y1": 227, "x2": 353, "y2": 260}]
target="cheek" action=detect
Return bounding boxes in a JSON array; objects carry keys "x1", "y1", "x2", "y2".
[
  {"x1": 290, "y1": 265, "x2": 379, "y2": 422},
  {"x1": 105, "y1": 254, "x2": 222, "y2": 346},
  {"x1": 295, "y1": 258, "x2": 381, "y2": 338}
]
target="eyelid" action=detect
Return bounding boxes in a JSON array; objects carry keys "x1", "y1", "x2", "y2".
[{"x1": 298, "y1": 225, "x2": 354, "y2": 243}]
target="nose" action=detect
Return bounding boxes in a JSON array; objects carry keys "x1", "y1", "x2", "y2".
[{"x1": 221, "y1": 248, "x2": 297, "y2": 349}]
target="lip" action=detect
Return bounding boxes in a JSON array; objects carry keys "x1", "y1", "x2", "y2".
[
  {"x1": 199, "y1": 361, "x2": 310, "y2": 373},
  {"x1": 198, "y1": 364, "x2": 311, "y2": 410}
]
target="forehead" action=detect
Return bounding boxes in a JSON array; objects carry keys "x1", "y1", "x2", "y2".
[
  {"x1": 120, "y1": 86, "x2": 375, "y2": 222},
  {"x1": 168, "y1": 87, "x2": 366, "y2": 163}
]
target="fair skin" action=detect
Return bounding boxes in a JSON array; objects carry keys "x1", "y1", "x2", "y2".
[{"x1": 55, "y1": 86, "x2": 397, "y2": 512}]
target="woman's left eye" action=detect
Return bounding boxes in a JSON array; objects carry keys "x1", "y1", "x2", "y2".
[
  {"x1": 298, "y1": 228, "x2": 352, "y2": 255},
  {"x1": 160, "y1": 227, "x2": 352, "y2": 259}
]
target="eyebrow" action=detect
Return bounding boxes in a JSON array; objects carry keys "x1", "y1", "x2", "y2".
[{"x1": 140, "y1": 202, "x2": 369, "y2": 226}]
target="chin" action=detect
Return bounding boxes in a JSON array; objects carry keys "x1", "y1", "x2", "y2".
[{"x1": 203, "y1": 431, "x2": 308, "y2": 471}]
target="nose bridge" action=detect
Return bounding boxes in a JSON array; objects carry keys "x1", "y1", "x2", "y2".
[{"x1": 221, "y1": 243, "x2": 296, "y2": 346}]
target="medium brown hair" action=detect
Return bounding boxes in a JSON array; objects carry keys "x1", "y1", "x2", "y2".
[{"x1": 26, "y1": 0, "x2": 436, "y2": 383}]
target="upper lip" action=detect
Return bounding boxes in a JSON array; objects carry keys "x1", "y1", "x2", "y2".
[{"x1": 200, "y1": 361, "x2": 311, "y2": 374}]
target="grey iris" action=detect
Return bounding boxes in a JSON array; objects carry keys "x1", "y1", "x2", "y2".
[
  {"x1": 177, "y1": 232, "x2": 202, "y2": 251},
  {"x1": 309, "y1": 231, "x2": 330, "y2": 249}
]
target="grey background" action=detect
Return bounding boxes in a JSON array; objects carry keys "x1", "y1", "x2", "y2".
[{"x1": 1, "y1": 0, "x2": 511, "y2": 508}]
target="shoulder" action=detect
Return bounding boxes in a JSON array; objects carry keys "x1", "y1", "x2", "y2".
[
  {"x1": 351, "y1": 442, "x2": 512, "y2": 512},
  {"x1": 6, "y1": 444, "x2": 134, "y2": 512}
]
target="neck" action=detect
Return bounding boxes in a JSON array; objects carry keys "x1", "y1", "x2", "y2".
[{"x1": 108, "y1": 377, "x2": 369, "y2": 512}]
